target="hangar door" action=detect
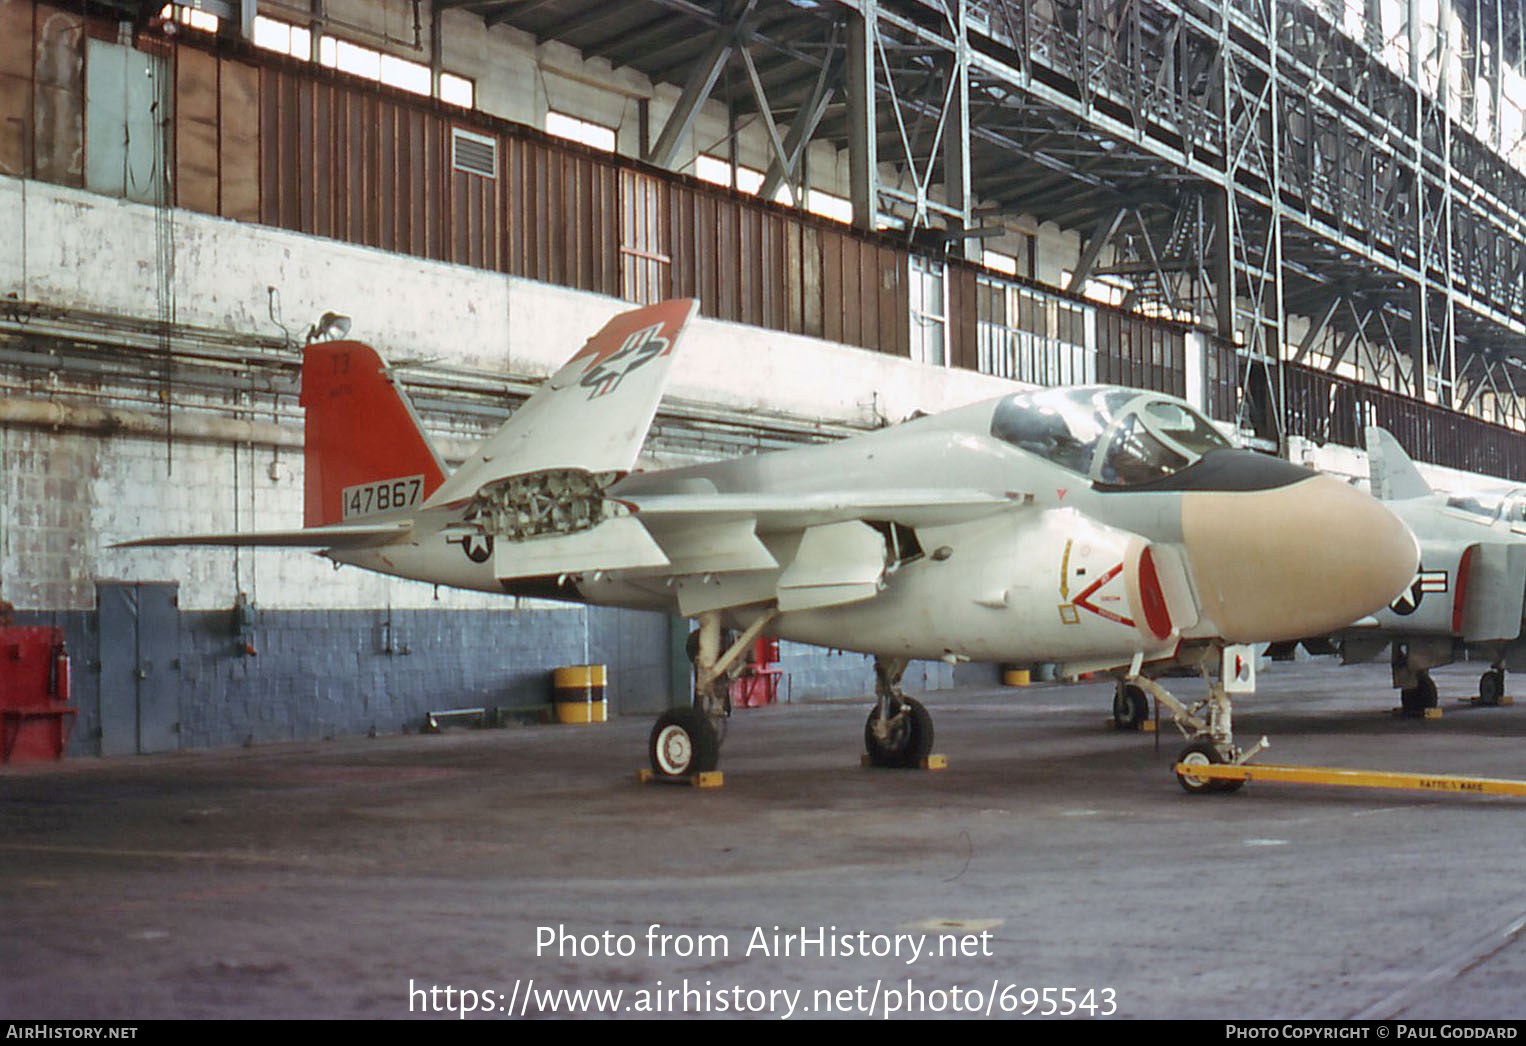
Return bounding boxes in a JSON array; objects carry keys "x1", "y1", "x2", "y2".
[{"x1": 97, "y1": 582, "x2": 180, "y2": 756}]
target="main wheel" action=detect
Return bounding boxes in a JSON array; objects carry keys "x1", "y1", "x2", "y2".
[
  {"x1": 1480, "y1": 669, "x2": 1505, "y2": 707},
  {"x1": 649, "y1": 707, "x2": 720, "y2": 777},
  {"x1": 1112, "y1": 682, "x2": 1150, "y2": 730},
  {"x1": 1174, "y1": 739, "x2": 1242, "y2": 795},
  {"x1": 863, "y1": 697, "x2": 934, "y2": 768},
  {"x1": 1399, "y1": 672, "x2": 1439, "y2": 717}
]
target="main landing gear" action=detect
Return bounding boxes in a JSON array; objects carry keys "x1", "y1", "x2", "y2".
[
  {"x1": 1479, "y1": 666, "x2": 1507, "y2": 707},
  {"x1": 863, "y1": 656, "x2": 935, "y2": 768},
  {"x1": 1124, "y1": 658, "x2": 1269, "y2": 795},
  {"x1": 1391, "y1": 641, "x2": 1444, "y2": 717},
  {"x1": 647, "y1": 610, "x2": 777, "y2": 779},
  {"x1": 1399, "y1": 671, "x2": 1440, "y2": 717}
]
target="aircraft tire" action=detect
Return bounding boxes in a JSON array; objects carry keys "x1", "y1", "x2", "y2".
[
  {"x1": 1480, "y1": 669, "x2": 1505, "y2": 707},
  {"x1": 649, "y1": 707, "x2": 720, "y2": 777},
  {"x1": 1112, "y1": 682, "x2": 1150, "y2": 730},
  {"x1": 1399, "y1": 673, "x2": 1439, "y2": 717},
  {"x1": 1175, "y1": 739, "x2": 1242, "y2": 795},
  {"x1": 863, "y1": 697, "x2": 934, "y2": 768}
]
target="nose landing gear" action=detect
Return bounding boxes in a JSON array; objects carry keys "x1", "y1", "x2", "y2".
[{"x1": 1123, "y1": 654, "x2": 1269, "y2": 795}]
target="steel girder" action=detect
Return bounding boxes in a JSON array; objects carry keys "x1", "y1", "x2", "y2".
[{"x1": 455, "y1": 0, "x2": 1526, "y2": 443}]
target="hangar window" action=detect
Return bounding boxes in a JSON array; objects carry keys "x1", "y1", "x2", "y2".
[
  {"x1": 253, "y1": 15, "x2": 311, "y2": 59},
  {"x1": 975, "y1": 277, "x2": 1093, "y2": 386},
  {"x1": 910, "y1": 256, "x2": 947, "y2": 367},
  {"x1": 694, "y1": 155, "x2": 847, "y2": 218},
  {"x1": 982, "y1": 250, "x2": 1018, "y2": 276},
  {"x1": 547, "y1": 112, "x2": 616, "y2": 152},
  {"x1": 694, "y1": 156, "x2": 795, "y2": 204},
  {"x1": 252, "y1": 15, "x2": 472, "y2": 108},
  {"x1": 440, "y1": 73, "x2": 475, "y2": 109},
  {"x1": 806, "y1": 188, "x2": 852, "y2": 223},
  {"x1": 159, "y1": 4, "x2": 218, "y2": 33},
  {"x1": 320, "y1": 38, "x2": 432, "y2": 99}
]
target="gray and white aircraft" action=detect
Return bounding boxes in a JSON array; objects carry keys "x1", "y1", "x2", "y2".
[
  {"x1": 122, "y1": 300, "x2": 1419, "y2": 791},
  {"x1": 1317, "y1": 427, "x2": 1526, "y2": 714}
]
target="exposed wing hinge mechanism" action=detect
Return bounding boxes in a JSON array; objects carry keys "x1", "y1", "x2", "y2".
[{"x1": 474, "y1": 468, "x2": 624, "y2": 541}]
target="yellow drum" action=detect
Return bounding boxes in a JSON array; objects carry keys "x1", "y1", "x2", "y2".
[
  {"x1": 553, "y1": 664, "x2": 607, "y2": 723},
  {"x1": 1003, "y1": 668, "x2": 1031, "y2": 687}
]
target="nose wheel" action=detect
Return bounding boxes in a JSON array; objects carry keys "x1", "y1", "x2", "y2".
[{"x1": 1174, "y1": 738, "x2": 1243, "y2": 794}]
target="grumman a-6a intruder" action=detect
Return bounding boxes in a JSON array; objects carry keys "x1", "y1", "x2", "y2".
[{"x1": 122, "y1": 299, "x2": 1419, "y2": 792}]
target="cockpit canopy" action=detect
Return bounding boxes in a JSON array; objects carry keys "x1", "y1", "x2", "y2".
[
  {"x1": 990, "y1": 387, "x2": 1232, "y2": 487},
  {"x1": 1444, "y1": 490, "x2": 1526, "y2": 529}
]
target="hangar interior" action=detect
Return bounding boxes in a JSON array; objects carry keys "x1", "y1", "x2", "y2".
[{"x1": 3, "y1": 0, "x2": 1525, "y2": 757}]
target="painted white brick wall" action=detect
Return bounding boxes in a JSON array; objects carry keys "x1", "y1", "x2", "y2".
[{"x1": 0, "y1": 178, "x2": 1016, "y2": 613}]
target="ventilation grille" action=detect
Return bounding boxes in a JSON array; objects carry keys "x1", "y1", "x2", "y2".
[{"x1": 452, "y1": 128, "x2": 497, "y2": 179}]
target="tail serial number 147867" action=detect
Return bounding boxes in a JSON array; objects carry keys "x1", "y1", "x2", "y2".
[{"x1": 342, "y1": 475, "x2": 425, "y2": 519}]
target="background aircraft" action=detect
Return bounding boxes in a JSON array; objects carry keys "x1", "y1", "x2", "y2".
[
  {"x1": 122, "y1": 300, "x2": 1418, "y2": 791},
  {"x1": 1300, "y1": 427, "x2": 1526, "y2": 714}
]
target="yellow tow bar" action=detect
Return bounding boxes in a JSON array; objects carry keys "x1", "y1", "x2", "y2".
[{"x1": 1174, "y1": 761, "x2": 1526, "y2": 797}]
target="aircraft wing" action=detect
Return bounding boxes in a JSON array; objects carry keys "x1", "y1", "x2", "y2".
[
  {"x1": 426, "y1": 298, "x2": 699, "y2": 508},
  {"x1": 551, "y1": 488, "x2": 1029, "y2": 616},
  {"x1": 113, "y1": 521, "x2": 413, "y2": 549},
  {"x1": 622, "y1": 488, "x2": 1024, "y2": 530}
]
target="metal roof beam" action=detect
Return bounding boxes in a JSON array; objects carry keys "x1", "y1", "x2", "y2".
[{"x1": 647, "y1": 0, "x2": 760, "y2": 170}]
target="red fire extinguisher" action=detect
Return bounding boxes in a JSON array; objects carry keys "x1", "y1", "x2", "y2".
[{"x1": 50, "y1": 642, "x2": 71, "y2": 704}]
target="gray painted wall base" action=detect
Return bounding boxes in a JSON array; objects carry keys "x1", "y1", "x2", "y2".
[{"x1": 15, "y1": 605, "x2": 987, "y2": 757}]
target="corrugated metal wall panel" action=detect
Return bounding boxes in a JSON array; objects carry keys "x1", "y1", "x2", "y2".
[
  {"x1": 947, "y1": 266, "x2": 979, "y2": 371},
  {"x1": 820, "y1": 229, "x2": 845, "y2": 344},
  {"x1": 376, "y1": 101, "x2": 396, "y2": 250},
  {"x1": 881, "y1": 245, "x2": 907, "y2": 357},
  {"x1": 0, "y1": 2, "x2": 33, "y2": 176},
  {"x1": 296, "y1": 77, "x2": 319, "y2": 235},
  {"x1": 798, "y1": 223, "x2": 822, "y2": 338},
  {"x1": 31, "y1": 5, "x2": 83, "y2": 187},
  {"x1": 218, "y1": 59, "x2": 259, "y2": 221},
  {"x1": 257, "y1": 64, "x2": 278, "y2": 226},
  {"x1": 175, "y1": 46, "x2": 219, "y2": 215},
  {"x1": 402, "y1": 114, "x2": 427, "y2": 257}
]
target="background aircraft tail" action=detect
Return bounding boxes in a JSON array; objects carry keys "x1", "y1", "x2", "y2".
[
  {"x1": 1365, "y1": 425, "x2": 1433, "y2": 501},
  {"x1": 300, "y1": 342, "x2": 449, "y2": 528}
]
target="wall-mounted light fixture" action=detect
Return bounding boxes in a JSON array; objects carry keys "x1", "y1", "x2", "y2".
[{"x1": 304, "y1": 311, "x2": 352, "y2": 345}]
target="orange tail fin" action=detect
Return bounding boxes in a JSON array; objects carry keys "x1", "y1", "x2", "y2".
[{"x1": 299, "y1": 342, "x2": 448, "y2": 528}]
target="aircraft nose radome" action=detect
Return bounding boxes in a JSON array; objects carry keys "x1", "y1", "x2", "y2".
[{"x1": 1181, "y1": 474, "x2": 1419, "y2": 644}]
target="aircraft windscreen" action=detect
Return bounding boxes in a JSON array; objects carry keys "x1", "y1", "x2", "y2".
[
  {"x1": 1505, "y1": 495, "x2": 1526, "y2": 527},
  {"x1": 991, "y1": 387, "x2": 1230, "y2": 486}
]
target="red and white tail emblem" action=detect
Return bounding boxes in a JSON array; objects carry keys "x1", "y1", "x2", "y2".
[{"x1": 579, "y1": 324, "x2": 670, "y2": 399}]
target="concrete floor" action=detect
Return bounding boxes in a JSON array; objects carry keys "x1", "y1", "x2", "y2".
[{"x1": 3, "y1": 658, "x2": 1526, "y2": 1020}]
